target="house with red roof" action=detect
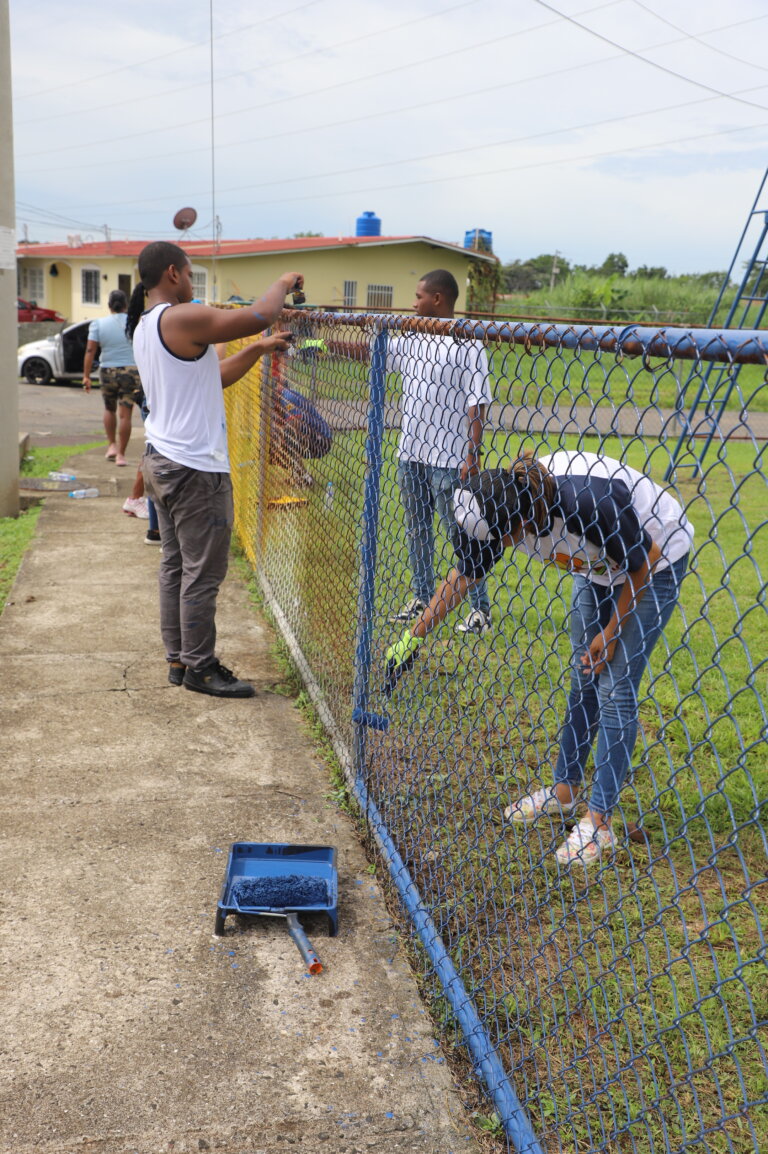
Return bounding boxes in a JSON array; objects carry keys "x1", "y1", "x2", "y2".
[{"x1": 16, "y1": 232, "x2": 498, "y2": 323}]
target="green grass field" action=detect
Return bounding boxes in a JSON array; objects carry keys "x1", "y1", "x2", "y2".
[
  {"x1": 496, "y1": 272, "x2": 763, "y2": 332},
  {"x1": 231, "y1": 347, "x2": 767, "y2": 1153}
]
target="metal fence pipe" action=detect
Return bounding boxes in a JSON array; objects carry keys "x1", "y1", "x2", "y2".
[
  {"x1": 285, "y1": 309, "x2": 768, "y2": 364},
  {"x1": 353, "y1": 774, "x2": 545, "y2": 1154},
  {"x1": 352, "y1": 326, "x2": 389, "y2": 774}
]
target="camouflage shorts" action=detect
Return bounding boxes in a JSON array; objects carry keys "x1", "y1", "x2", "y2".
[{"x1": 100, "y1": 367, "x2": 144, "y2": 411}]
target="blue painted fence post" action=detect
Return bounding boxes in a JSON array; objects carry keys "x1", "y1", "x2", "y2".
[
  {"x1": 352, "y1": 325, "x2": 388, "y2": 776},
  {"x1": 353, "y1": 778, "x2": 546, "y2": 1154},
  {"x1": 347, "y1": 320, "x2": 544, "y2": 1153}
]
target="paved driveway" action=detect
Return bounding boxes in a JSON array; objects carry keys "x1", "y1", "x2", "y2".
[{"x1": 18, "y1": 379, "x2": 111, "y2": 448}]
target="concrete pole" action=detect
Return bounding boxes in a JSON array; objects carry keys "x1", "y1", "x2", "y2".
[{"x1": 0, "y1": 0, "x2": 19, "y2": 517}]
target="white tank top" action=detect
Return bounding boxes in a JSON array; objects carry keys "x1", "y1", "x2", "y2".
[{"x1": 133, "y1": 303, "x2": 229, "y2": 472}]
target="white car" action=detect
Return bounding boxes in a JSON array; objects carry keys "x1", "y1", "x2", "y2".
[{"x1": 18, "y1": 320, "x2": 94, "y2": 385}]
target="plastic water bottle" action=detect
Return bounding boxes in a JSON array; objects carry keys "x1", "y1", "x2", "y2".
[
  {"x1": 68, "y1": 488, "x2": 99, "y2": 499},
  {"x1": 324, "y1": 481, "x2": 334, "y2": 510},
  {"x1": 48, "y1": 471, "x2": 76, "y2": 481}
]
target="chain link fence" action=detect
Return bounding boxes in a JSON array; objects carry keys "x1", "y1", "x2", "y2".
[{"x1": 224, "y1": 312, "x2": 767, "y2": 1154}]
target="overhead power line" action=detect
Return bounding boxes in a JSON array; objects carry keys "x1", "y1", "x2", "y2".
[
  {"x1": 629, "y1": 0, "x2": 768, "y2": 74},
  {"x1": 14, "y1": 0, "x2": 483, "y2": 128},
  {"x1": 13, "y1": 0, "x2": 324, "y2": 101},
  {"x1": 41, "y1": 84, "x2": 768, "y2": 218},
  {"x1": 14, "y1": 1, "x2": 626, "y2": 160},
  {"x1": 14, "y1": 200, "x2": 179, "y2": 238},
  {"x1": 16, "y1": 7, "x2": 767, "y2": 166},
  {"x1": 19, "y1": 118, "x2": 764, "y2": 238},
  {"x1": 213, "y1": 120, "x2": 768, "y2": 213},
  {"x1": 531, "y1": 0, "x2": 768, "y2": 113}
]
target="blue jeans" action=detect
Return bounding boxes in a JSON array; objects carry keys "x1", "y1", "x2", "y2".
[
  {"x1": 554, "y1": 554, "x2": 689, "y2": 817},
  {"x1": 140, "y1": 405, "x2": 159, "y2": 534},
  {"x1": 397, "y1": 458, "x2": 490, "y2": 614}
]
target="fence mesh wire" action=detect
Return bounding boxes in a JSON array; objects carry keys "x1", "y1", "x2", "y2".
[{"x1": 224, "y1": 311, "x2": 767, "y2": 1154}]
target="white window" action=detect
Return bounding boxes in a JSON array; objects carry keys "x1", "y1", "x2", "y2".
[
  {"x1": 82, "y1": 268, "x2": 101, "y2": 305},
  {"x1": 366, "y1": 283, "x2": 393, "y2": 309},
  {"x1": 343, "y1": 280, "x2": 357, "y2": 308},
  {"x1": 27, "y1": 268, "x2": 45, "y2": 302},
  {"x1": 191, "y1": 267, "x2": 207, "y2": 302}
]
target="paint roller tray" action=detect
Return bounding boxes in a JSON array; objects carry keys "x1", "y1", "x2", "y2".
[{"x1": 215, "y1": 842, "x2": 338, "y2": 936}]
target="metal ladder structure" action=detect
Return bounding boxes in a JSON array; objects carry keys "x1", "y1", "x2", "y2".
[{"x1": 666, "y1": 166, "x2": 768, "y2": 479}]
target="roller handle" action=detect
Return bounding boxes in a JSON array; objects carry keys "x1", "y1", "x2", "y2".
[{"x1": 286, "y1": 912, "x2": 323, "y2": 974}]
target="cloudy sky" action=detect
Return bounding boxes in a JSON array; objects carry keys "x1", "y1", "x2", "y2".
[{"x1": 9, "y1": 0, "x2": 768, "y2": 273}]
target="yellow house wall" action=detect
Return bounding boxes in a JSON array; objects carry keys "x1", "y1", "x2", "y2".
[
  {"x1": 17, "y1": 242, "x2": 484, "y2": 322},
  {"x1": 17, "y1": 257, "x2": 66, "y2": 314},
  {"x1": 212, "y1": 243, "x2": 477, "y2": 312},
  {"x1": 17, "y1": 255, "x2": 139, "y2": 323},
  {"x1": 48, "y1": 263, "x2": 72, "y2": 318}
]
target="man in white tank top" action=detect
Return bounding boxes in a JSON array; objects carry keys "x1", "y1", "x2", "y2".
[{"x1": 128, "y1": 242, "x2": 302, "y2": 697}]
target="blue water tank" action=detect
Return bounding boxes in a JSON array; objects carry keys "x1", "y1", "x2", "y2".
[
  {"x1": 356, "y1": 211, "x2": 381, "y2": 237},
  {"x1": 464, "y1": 229, "x2": 493, "y2": 253}
]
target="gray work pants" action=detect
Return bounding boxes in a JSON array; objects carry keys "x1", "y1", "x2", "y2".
[{"x1": 142, "y1": 450, "x2": 234, "y2": 671}]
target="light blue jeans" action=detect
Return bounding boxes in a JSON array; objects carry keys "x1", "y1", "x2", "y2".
[
  {"x1": 554, "y1": 553, "x2": 689, "y2": 817},
  {"x1": 397, "y1": 458, "x2": 490, "y2": 614}
]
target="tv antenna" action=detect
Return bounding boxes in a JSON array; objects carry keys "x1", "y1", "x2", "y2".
[{"x1": 173, "y1": 206, "x2": 198, "y2": 233}]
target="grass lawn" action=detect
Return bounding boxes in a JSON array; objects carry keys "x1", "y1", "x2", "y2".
[
  {"x1": 228, "y1": 346, "x2": 767, "y2": 1153},
  {"x1": 488, "y1": 343, "x2": 768, "y2": 415}
]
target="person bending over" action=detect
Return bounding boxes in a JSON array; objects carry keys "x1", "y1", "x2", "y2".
[
  {"x1": 385, "y1": 449, "x2": 693, "y2": 868},
  {"x1": 126, "y1": 240, "x2": 300, "y2": 698}
]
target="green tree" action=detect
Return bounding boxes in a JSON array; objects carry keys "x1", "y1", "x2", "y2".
[
  {"x1": 293, "y1": 230, "x2": 324, "y2": 238},
  {"x1": 569, "y1": 271, "x2": 628, "y2": 313},
  {"x1": 500, "y1": 260, "x2": 540, "y2": 293},
  {"x1": 633, "y1": 264, "x2": 668, "y2": 279},
  {"x1": 598, "y1": 252, "x2": 628, "y2": 277},
  {"x1": 679, "y1": 270, "x2": 729, "y2": 289},
  {"x1": 501, "y1": 253, "x2": 570, "y2": 293},
  {"x1": 466, "y1": 258, "x2": 502, "y2": 314}
]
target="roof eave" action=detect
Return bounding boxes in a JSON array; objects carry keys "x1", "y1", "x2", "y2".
[{"x1": 15, "y1": 236, "x2": 497, "y2": 263}]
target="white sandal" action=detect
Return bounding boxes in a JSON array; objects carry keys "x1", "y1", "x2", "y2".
[
  {"x1": 555, "y1": 817, "x2": 616, "y2": 866},
  {"x1": 504, "y1": 786, "x2": 580, "y2": 824}
]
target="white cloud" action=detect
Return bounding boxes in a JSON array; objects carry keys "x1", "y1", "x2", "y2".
[{"x1": 9, "y1": 0, "x2": 768, "y2": 270}]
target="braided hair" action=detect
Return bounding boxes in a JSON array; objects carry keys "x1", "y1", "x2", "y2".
[
  {"x1": 125, "y1": 241, "x2": 188, "y2": 339},
  {"x1": 457, "y1": 452, "x2": 556, "y2": 543},
  {"x1": 508, "y1": 452, "x2": 556, "y2": 534}
]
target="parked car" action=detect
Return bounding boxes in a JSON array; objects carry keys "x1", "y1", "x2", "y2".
[
  {"x1": 18, "y1": 320, "x2": 95, "y2": 385},
  {"x1": 17, "y1": 297, "x2": 66, "y2": 323}
]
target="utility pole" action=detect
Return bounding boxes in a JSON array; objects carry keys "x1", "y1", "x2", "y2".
[
  {"x1": 212, "y1": 214, "x2": 222, "y2": 303},
  {"x1": 549, "y1": 250, "x2": 561, "y2": 292},
  {"x1": 0, "y1": 0, "x2": 19, "y2": 518}
]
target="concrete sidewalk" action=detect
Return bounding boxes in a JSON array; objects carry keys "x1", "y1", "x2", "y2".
[{"x1": 0, "y1": 448, "x2": 479, "y2": 1154}]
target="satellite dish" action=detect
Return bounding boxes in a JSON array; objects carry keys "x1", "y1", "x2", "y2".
[{"x1": 173, "y1": 206, "x2": 198, "y2": 231}]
